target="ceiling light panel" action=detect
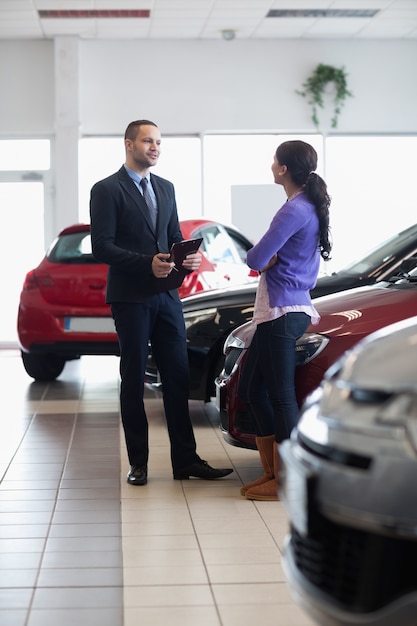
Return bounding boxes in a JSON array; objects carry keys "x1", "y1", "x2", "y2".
[
  {"x1": 267, "y1": 9, "x2": 379, "y2": 18},
  {"x1": 38, "y1": 10, "x2": 150, "y2": 18}
]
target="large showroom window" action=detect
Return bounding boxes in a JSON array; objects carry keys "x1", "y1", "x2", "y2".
[
  {"x1": 79, "y1": 133, "x2": 417, "y2": 271},
  {"x1": 326, "y1": 136, "x2": 416, "y2": 268},
  {"x1": 0, "y1": 140, "x2": 50, "y2": 345},
  {"x1": 78, "y1": 136, "x2": 202, "y2": 223},
  {"x1": 1, "y1": 134, "x2": 416, "y2": 346}
]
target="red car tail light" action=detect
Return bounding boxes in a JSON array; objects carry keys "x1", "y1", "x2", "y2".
[{"x1": 22, "y1": 270, "x2": 55, "y2": 291}]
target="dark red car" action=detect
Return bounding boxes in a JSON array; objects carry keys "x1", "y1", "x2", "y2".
[
  {"x1": 215, "y1": 270, "x2": 417, "y2": 449},
  {"x1": 17, "y1": 220, "x2": 256, "y2": 381}
]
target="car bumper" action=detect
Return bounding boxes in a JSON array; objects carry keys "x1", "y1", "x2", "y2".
[
  {"x1": 18, "y1": 303, "x2": 118, "y2": 356},
  {"x1": 279, "y1": 426, "x2": 417, "y2": 625},
  {"x1": 22, "y1": 340, "x2": 120, "y2": 357},
  {"x1": 215, "y1": 364, "x2": 257, "y2": 449}
]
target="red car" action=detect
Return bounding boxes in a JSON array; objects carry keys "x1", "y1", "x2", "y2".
[
  {"x1": 215, "y1": 270, "x2": 417, "y2": 449},
  {"x1": 18, "y1": 219, "x2": 256, "y2": 381}
]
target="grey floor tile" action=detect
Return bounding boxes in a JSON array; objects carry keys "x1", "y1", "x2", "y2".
[
  {"x1": 44, "y1": 536, "x2": 121, "y2": 552},
  {"x1": 0, "y1": 569, "x2": 38, "y2": 587},
  {"x1": 41, "y1": 550, "x2": 122, "y2": 568},
  {"x1": 0, "y1": 500, "x2": 55, "y2": 513},
  {"x1": 47, "y1": 523, "x2": 121, "y2": 538},
  {"x1": 0, "y1": 512, "x2": 53, "y2": 525},
  {"x1": 0, "y1": 490, "x2": 57, "y2": 501},
  {"x1": 31, "y1": 586, "x2": 123, "y2": 609},
  {"x1": 54, "y1": 498, "x2": 120, "y2": 512},
  {"x1": 57, "y1": 487, "x2": 120, "y2": 500},
  {"x1": 0, "y1": 525, "x2": 50, "y2": 539},
  {"x1": 51, "y1": 510, "x2": 120, "y2": 524},
  {"x1": 0, "y1": 538, "x2": 46, "y2": 553},
  {"x1": 0, "y1": 552, "x2": 42, "y2": 569},
  {"x1": 27, "y1": 608, "x2": 122, "y2": 626},
  {"x1": 0, "y1": 588, "x2": 33, "y2": 609},
  {"x1": 0, "y1": 609, "x2": 28, "y2": 626},
  {"x1": 37, "y1": 567, "x2": 123, "y2": 587}
]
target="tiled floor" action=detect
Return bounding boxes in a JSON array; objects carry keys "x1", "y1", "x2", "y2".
[{"x1": 0, "y1": 350, "x2": 316, "y2": 626}]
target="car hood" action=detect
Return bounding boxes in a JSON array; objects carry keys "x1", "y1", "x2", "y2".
[{"x1": 312, "y1": 282, "x2": 417, "y2": 338}]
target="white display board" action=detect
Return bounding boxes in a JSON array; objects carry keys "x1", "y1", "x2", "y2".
[{"x1": 231, "y1": 184, "x2": 287, "y2": 245}]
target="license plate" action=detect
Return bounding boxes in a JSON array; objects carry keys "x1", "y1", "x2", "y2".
[
  {"x1": 64, "y1": 317, "x2": 115, "y2": 333},
  {"x1": 280, "y1": 444, "x2": 315, "y2": 537}
]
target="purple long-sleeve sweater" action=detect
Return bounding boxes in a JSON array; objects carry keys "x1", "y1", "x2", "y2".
[{"x1": 246, "y1": 194, "x2": 320, "y2": 307}]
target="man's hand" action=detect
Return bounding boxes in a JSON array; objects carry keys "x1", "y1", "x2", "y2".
[
  {"x1": 152, "y1": 254, "x2": 175, "y2": 278},
  {"x1": 182, "y1": 252, "x2": 201, "y2": 272}
]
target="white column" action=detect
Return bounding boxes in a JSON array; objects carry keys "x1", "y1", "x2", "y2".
[{"x1": 54, "y1": 36, "x2": 80, "y2": 234}]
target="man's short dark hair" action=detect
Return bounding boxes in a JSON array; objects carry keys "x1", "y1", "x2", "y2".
[{"x1": 124, "y1": 120, "x2": 158, "y2": 141}]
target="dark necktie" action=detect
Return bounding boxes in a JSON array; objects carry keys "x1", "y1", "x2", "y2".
[{"x1": 140, "y1": 178, "x2": 157, "y2": 231}]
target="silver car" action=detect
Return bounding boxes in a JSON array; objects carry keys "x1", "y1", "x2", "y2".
[{"x1": 279, "y1": 315, "x2": 417, "y2": 626}]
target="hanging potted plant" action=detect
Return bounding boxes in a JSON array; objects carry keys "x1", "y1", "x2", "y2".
[{"x1": 297, "y1": 63, "x2": 353, "y2": 129}]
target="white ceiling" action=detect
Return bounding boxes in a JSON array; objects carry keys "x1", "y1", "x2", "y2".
[{"x1": 0, "y1": 0, "x2": 416, "y2": 41}]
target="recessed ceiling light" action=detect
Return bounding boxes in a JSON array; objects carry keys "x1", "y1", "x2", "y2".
[{"x1": 221, "y1": 29, "x2": 236, "y2": 41}]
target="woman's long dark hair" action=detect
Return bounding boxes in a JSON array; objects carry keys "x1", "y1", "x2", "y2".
[{"x1": 276, "y1": 140, "x2": 332, "y2": 260}]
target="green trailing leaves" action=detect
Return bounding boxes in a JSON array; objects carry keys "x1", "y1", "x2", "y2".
[{"x1": 297, "y1": 64, "x2": 353, "y2": 129}]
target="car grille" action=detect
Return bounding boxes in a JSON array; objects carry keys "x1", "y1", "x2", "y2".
[{"x1": 289, "y1": 513, "x2": 417, "y2": 613}]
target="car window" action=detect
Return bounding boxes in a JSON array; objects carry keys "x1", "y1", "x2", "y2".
[
  {"x1": 195, "y1": 225, "x2": 242, "y2": 264},
  {"x1": 224, "y1": 228, "x2": 253, "y2": 263},
  {"x1": 47, "y1": 232, "x2": 97, "y2": 264},
  {"x1": 341, "y1": 224, "x2": 417, "y2": 274}
]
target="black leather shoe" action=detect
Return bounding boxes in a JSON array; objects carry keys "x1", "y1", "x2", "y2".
[
  {"x1": 127, "y1": 465, "x2": 147, "y2": 486},
  {"x1": 173, "y1": 460, "x2": 233, "y2": 480}
]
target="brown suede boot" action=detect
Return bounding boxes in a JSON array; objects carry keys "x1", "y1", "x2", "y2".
[
  {"x1": 240, "y1": 435, "x2": 275, "y2": 496},
  {"x1": 245, "y1": 442, "x2": 280, "y2": 501}
]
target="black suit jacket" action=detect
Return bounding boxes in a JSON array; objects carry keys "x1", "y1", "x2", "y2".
[{"x1": 90, "y1": 166, "x2": 184, "y2": 302}]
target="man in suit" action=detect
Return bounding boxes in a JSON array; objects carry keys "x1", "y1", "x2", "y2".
[{"x1": 90, "y1": 119, "x2": 233, "y2": 485}]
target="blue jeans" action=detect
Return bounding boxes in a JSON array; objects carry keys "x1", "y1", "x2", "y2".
[{"x1": 238, "y1": 312, "x2": 310, "y2": 442}]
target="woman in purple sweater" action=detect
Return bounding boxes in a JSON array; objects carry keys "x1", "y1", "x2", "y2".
[{"x1": 239, "y1": 140, "x2": 332, "y2": 501}]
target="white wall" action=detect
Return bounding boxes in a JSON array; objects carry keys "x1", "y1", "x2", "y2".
[
  {"x1": 231, "y1": 184, "x2": 287, "y2": 244},
  {"x1": 79, "y1": 39, "x2": 417, "y2": 134},
  {"x1": 0, "y1": 41, "x2": 54, "y2": 135},
  {"x1": 1, "y1": 38, "x2": 416, "y2": 136}
]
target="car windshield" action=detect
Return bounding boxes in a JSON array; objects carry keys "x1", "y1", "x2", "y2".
[
  {"x1": 47, "y1": 231, "x2": 97, "y2": 264},
  {"x1": 338, "y1": 224, "x2": 417, "y2": 275},
  {"x1": 394, "y1": 264, "x2": 417, "y2": 284},
  {"x1": 195, "y1": 224, "x2": 243, "y2": 265}
]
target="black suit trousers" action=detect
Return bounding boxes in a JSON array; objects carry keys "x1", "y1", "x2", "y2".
[{"x1": 111, "y1": 292, "x2": 199, "y2": 471}]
